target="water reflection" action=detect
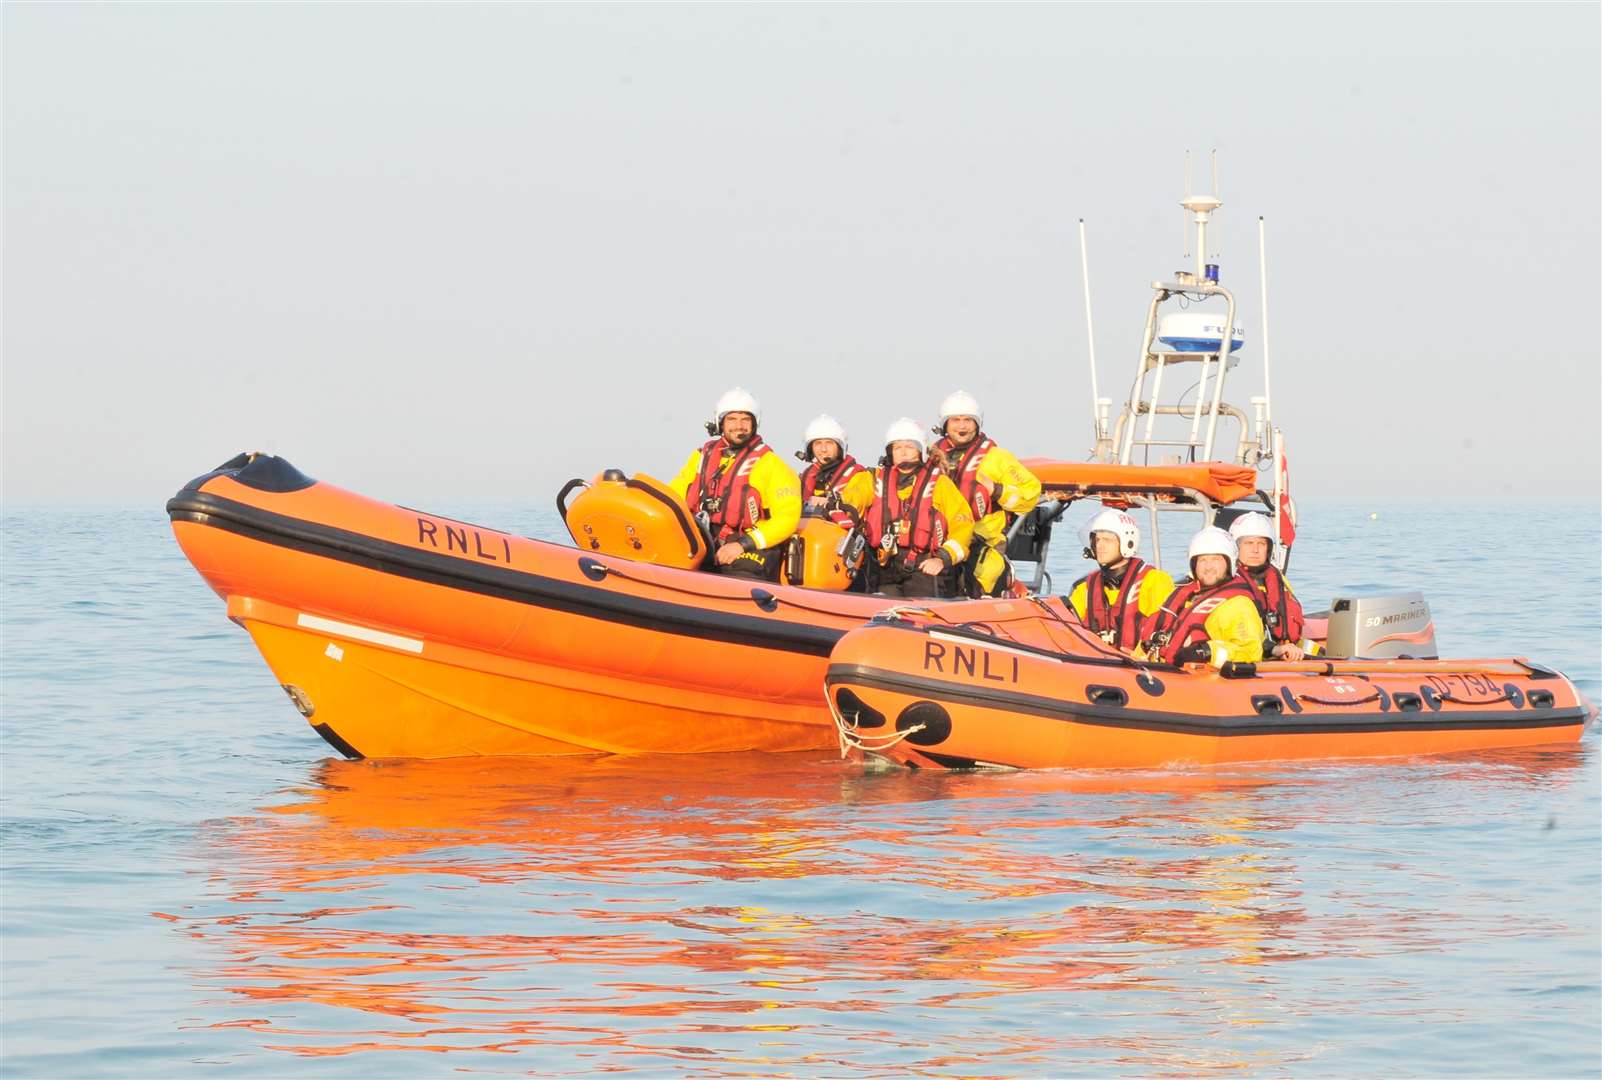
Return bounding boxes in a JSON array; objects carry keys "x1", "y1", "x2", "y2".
[{"x1": 168, "y1": 745, "x2": 1592, "y2": 1074}]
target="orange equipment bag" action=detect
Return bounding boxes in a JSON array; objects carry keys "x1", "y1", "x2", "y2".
[
  {"x1": 780, "y1": 516, "x2": 860, "y2": 591},
  {"x1": 559, "y1": 471, "x2": 706, "y2": 569}
]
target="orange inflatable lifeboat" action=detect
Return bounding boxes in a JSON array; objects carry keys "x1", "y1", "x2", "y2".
[
  {"x1": 826, "y1": 597, "x2": 1595, "y2": 770},
  {"x1": 167, "y1": 453, "x2": 905, "y2": 760}
]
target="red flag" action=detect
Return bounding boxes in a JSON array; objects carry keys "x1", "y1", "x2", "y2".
[{"x1": 1274, "y1": 431, "x2": 1297, "y2": 550}]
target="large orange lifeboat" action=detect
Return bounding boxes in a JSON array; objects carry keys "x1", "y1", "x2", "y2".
[
  {"x1": 826, "y1": 598, "x2": 1595, "y2": 770},
  {"x1": 167, "y1": 453, "x2": 904, "y2": 760}
]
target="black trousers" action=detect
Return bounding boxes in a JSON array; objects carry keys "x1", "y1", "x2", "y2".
[
  {"x1": 712, "y1": 547, "x2": 783, "y2": 581},
  {"x1": 873, "y1": 561, "x2": 952, "y2": 599}
]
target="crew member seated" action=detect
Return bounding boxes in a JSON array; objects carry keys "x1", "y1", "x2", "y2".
[
  {"x1": 930, "y1": 391, "x2": 1041, "y2": 596},
  {"x1": 1140, "y1": 526, "x2": 1265, "y2": 666},
  {"x1": 669, "y1": 388, "x2": 801, "y2": 579},
  {"x1": 1229, "y1": 512, "x2": 1309, "y2": 661},
  {"x1": 838, "y1": 418, "x2": 973, "y2": 599},
  {"x1": 796, "y1": 414, "x2": 866, "y2": 525},
  {"x1": 1067, "y1": 509, "x2": 1175, "y2": 650}
]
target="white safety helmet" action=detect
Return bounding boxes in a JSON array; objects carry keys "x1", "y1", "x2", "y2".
[
  {"x1": 936, "y1": 390, "x2": 984, "y2": 432},
  {"x1": 1227, "y1": 511, "x2": 1275, "y2": 547},
  {"x1": 801, "y1": 414, "x2": 849, "y2": 457},
  {"x1": 1086, "y1": 509, "x2": 1141, "y2": 560},
  {"x1": 714, "y1": 387, "x2": 761, "y2": 427},
  {"x1": 882, "y1": 417, "x2": 927, "y2": 455},
  {"x1": 1187, "y1": 526, "x2": 1237, "y2": 577}
]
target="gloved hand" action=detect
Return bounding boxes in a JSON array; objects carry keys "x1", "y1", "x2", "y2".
[{"x1": 1173, "y1": 641, "x2": 1213, "y2": 665}]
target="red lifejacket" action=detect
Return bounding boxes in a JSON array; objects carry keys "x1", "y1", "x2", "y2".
[
  {"x1": 801, "y1": 455, "x2": 865, "y2": 528},
  {"x1": 686, "y1": 436, "x2": 769, "y2": 539},
  {"x1": 1142, "y1": 576, "x2": 1257, "y2": 664},
  {"x1": 935, "y1": 434, "x2": 997, "y2": 520},
  {"x1": 1077, "y1": 558, "x2": 1154, "y2": 648},
  {"x1": 863, "y1": 462, "x2": 947, "y2": 570},
  {"x1": 1240, "y1": 564, "x2": 1305, "y2": 644}
]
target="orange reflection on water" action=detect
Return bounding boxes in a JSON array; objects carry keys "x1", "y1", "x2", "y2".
[{"x1": 165, "y1": 745, "x2": 1588, "y2": 1072}]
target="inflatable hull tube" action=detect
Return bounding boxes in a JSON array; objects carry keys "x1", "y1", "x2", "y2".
[
  {"x1": 826, "y1": 598, "x2": 1593, "y2": 770},
  {"x1": 167, "y1": 454, "x2": 909, "y2": 759}
]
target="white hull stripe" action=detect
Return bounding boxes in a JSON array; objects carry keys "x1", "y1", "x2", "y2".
[{"x1": 296, "y1": 613, "x2": 424, "y2": 654}]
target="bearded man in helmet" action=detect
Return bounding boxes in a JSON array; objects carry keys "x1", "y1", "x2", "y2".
[
  {"x1": 835, "y1": 418, "x2": 973, "y2": 599},
  {"x1": 669, "y1": 388, "x2": 801, "y2": 579},
  {"x1": 795, "y1": 414, "x2": 866, "y2": 525},
  {"x1": 931, "y1": 391, "x2": 1041, "y2": 596},
  {"x1": 1139, "y1": 526, "x2": 1264, "y2": 666},
  {"x1": 1229, "y1": 512, "x2": 1309, "y2": 661},
  {"x1": 1066, "y1": 509, "x2": 1175, "y2": 650}
]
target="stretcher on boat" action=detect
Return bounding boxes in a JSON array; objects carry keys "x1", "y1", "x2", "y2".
[{"x1": 826, "y1": 598, "x2": 1593, "y2": 770}]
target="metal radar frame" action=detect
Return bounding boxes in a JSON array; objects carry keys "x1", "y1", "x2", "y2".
[{"x1": 1057, "y1": 151, "x2": 1292, "y2": 579}]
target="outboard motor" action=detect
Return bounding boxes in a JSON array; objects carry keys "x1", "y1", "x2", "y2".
[{"x1": 1324, "y1": 591, "x2": 1437, "y2": 659}]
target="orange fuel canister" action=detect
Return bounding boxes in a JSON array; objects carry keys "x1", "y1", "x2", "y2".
[{"x1": 780, "y1": 516, "x2": 861, "y2": 591}]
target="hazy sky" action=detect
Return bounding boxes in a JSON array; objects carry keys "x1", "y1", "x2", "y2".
[{"x1": 5, "y1": 3, "x2": 1599, "y2": 507}]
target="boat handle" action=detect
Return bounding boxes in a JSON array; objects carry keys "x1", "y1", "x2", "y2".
[
  {"x1": 1295, "y1": 690, "x2": 1384, "y2": 707},
  {"x1": 1435, "y1": 688, "x2": 1518, "y2": 706},
  {"x1": 1085, "y1": 685, "x2": 1128, "y2": 707},
  {"x1": 556, "y1": 478, "x2": 588, "y2": 521}
]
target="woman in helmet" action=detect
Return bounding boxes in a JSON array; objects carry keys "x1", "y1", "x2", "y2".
[
  {"x1": 668, "y1": 387, "x2": 802, "y2": 578},
  {"x1": 1140, "y1": 527, "x2": 1265, "y2": 666},
  {"x1": 1229, "y1": 512, "x2": 1308, "y2": 661},
  {"x1": 931, "y1": 390, "x2": 1041, "y2": 597},
  {"x1": 837, "y1": 418, "x2": 973, "y2": 599},
  {"x1": 795, "y1": 414, "x2": 865, "y2": 524},
  {"x1": 1066, "y1": 509, "x2": 1175, "y2": 650}
]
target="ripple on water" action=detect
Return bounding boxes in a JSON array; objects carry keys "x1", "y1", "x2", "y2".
[{"x1": 1, "y1": 504, "x2": 1598, "y2": 1077}]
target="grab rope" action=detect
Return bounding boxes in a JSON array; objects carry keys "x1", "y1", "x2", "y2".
[
  {"x1": 581, "y1": 557, "x2": 864, "y2": 619},
  {"x1": 1296, "y1": 690, "x2": 1384, "y2": 707},
  {"x1": 827, "y1": 684, "x2": 926, "y2": 758}
]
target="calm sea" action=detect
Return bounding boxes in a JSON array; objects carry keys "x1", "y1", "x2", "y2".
[{"x1": 3, "y1": 499, "x2": 1598, "y2": 1077}]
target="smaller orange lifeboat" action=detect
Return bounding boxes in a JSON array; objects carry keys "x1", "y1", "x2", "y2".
[{"x1": 826, "y1": 597, "x2": 1595, "y2": 770}]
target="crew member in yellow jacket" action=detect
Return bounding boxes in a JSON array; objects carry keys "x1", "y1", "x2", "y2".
[
  {"x1": 837, "y1": 418, "x2": 973, "y2": 598},
  {"x1": 930, "y1": 391, "x2": 1041, "y2": 595},
  {"x1": 669, "y1": 387, "x2": 801, "y2": 579},
  {"x1": 1067, "y1": 508, "x2": 1175, "y2": 650},
  {"x1": 1140, "y1": 527, "x2": 1265, "y2": 666}
]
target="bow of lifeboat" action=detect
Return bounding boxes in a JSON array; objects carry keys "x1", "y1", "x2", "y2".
[
  {"x1": 167, "y1": 454, "x2": 897, "y2": 760},
  {"x1": 826, "y1": 598, "x2": 1594, "y2": 770}
]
